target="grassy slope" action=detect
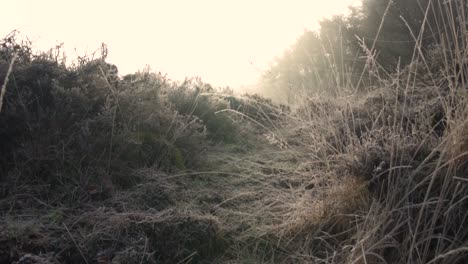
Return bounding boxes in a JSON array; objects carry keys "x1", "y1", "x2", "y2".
[
  {"x1": 3, "y1": 7, "x2": 468, "y2": 261},
  {"x1": 0, "y1": 110, "x2": 369, "y2": 263},
  {"x1": 2, "y1": 66, "x2": 468, "y2": 263}
]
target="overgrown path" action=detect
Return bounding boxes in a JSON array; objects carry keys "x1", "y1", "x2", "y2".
[
  {"x1": 170, "y1": 132, "x2": 309, "y2": 262},
  {"x1": 0, "y1": 124, "x2": 321, "y2": 264},
  {"x1": 156, "y1": 124, "x2": 365, "y2": 263}
]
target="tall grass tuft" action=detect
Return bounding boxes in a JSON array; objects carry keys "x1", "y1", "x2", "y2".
[{"x1": 270, "y1": 0, "x2": 468, "y2": 263}]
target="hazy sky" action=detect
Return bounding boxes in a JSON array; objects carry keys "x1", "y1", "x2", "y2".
[{"x1": 2, "y1": 0, "x2": 359, "y2": 89}]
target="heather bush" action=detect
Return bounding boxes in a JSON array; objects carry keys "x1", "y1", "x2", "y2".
[
  {"x1": 167, "y1": 78, "x2": 239, "y2": 143},
  {"x1": 0, "y1": 36, "x2": 215, "y2": 203}
]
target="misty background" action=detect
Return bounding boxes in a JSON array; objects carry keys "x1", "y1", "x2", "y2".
[{"x1": 1, "y1": 0, "x2": 358, "y2": 90}]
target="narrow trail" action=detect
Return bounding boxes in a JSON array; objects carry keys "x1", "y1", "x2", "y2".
[{"x1": 163, "y1": 127, "x2": 353, "y2": 262}]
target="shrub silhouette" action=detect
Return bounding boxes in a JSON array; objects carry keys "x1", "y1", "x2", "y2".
[{"x1": 0, "y1": 36, "x2": 232, "y2": 203}]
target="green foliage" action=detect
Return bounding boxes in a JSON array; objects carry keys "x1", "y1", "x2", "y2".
[
  {"x1": 167, "y1": 78, "x2": 239, "y2": 143},
  {"x1": 0, "y1": 36, "x2": 233, "y2": 203},
  {"x1": 171, "y1": 147, "x2": 186, "y2": 170}
]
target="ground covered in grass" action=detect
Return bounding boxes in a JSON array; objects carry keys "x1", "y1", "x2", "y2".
[
  {"x1": 1, "y1": 30, "x2": 468, "y2": 264},
  {"x1": 0, "y1": 108, "x2": 368, "y2": 264}
]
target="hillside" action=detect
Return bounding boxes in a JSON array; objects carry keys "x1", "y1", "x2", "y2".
[{"x1": 2, "y1": 5, "x2": 468, "y2": 263}]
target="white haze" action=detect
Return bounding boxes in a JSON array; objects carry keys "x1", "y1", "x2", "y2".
[{"x1": 1, "y1": 0, "x2": 360, "y2": 90}]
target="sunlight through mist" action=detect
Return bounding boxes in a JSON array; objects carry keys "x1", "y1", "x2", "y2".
[{"x1": 1, "y1": 0, "x2": 360, "y2": 89}]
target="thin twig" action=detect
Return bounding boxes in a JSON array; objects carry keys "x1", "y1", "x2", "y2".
[
  {"x1": 63, "y1": 223, "x2": 89, "y2": 264},
  {"x1": 0, "y1": 53, "x2": 17, "y2": 113}
]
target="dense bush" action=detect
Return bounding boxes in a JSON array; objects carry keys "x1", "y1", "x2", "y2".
[
  {"x1": 167, "y1": 79, "x2": 239, "y2": 143},
  {"x1": 0, "y1": 36, "x2": 237, "y2": 204}
]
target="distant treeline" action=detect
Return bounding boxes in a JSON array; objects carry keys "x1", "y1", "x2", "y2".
[{"x1": 261, "y1": 0, "x2": 467, "y2": 101}]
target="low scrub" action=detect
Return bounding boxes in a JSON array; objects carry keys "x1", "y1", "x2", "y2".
[{"x1": 0, "y1": 35, "x2": 237, "y2": 205}]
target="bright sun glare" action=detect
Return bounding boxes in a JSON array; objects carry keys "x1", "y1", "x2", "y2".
[{"x1": 2, "y1": 0, "x2": 359, "y2": 89}]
